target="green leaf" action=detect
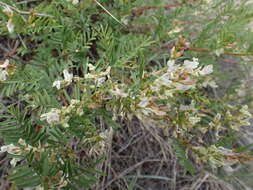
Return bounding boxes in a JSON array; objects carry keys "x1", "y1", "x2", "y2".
[{"x1": 172, "y1": 140, "x2": 195, "y2": 176}]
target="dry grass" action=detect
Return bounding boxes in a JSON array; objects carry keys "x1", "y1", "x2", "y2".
[{"x1": 92, "y1": 117, "x2": 236, "y2": 190}]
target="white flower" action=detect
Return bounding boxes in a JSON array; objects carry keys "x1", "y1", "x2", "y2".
[
  {"x1": 101, "y1": 66, "x2": 111, "y2": 77},
  {"x1": 214, "y1": 113, "x2": 221, "y2": 122},
  {"x1": 167, "y1": 60, "x2": 175, "y2": 72},
  {"x1": 202, "y1": 79, "x2": 218, "y2": 88},
  {"x1": 10, "y1": 158, "x2": 22, "y2": 167},
  {"x1": 223, "y1": 166, "x2": 235, "y2": 175},
  {"x1": 62, "y1": 123, "x2": 70, "y2": 128},
  {"x1": 7, "y1": 19, "x2": 15, "y2": 33},
  {"x1": 236, "y1": 89, "x2": 246, "y2": 97},
  {"x1": 121, "y1": 17, "x2": 129, "y2": 25},
  {"x1": 174, "y1": 83, "x2": 195, "y2": 91},
  {"x1": 0, "y1": 144, "x2": 23, "y2": 166},
  {"x1": 52, "y1": 69, "x2": 73, "y2": 89},
  {"x1": 40, "y1": 108, "x2": 61, "y2": 125},
  {"x1": 52, "y1": 80, "x2": 61, "y2": 89},
  {"x1": 0, "y1": 70, "x2": 8, "y2": 81},
  {"x1": 183, "y1": 58, "x2": 199, "y2": 69},
  {"x1": 3, "y1": 6, "x2": 15, "y2": 33},
  {"x1": 0, "y1": 59, "x2": 9, "y2": 68},
  {"x1": 207, "y1": 81, "x2": 217, "y2": 88},
  {"x1": 240, "y1": 105, "x2": 252, "y2": 118},
  {"x1": 189, "y1": 116, "x2": 201, "y2": 125},
  {"x1": 17, "y1": 139, "x2": 34, "y2": 153},
  {"x1": 138, "y1": 98, "x2": 149, "y2": 108},
  {"x1": 88, "y1": 64, "x2": 96, "y2": 71},
  {"x1": 155, "y1": 73, "x2": 172, "y2": 87},
  {"x1": 217, "y1": 146, "x2": 233, "y2": 155},
  {"x1": 18, "y1": 138, "x2": 26, "y2": 146},
  {"x1": 199, "y1": 65, "x2": 213, "y2": 75},
  {"x1": 0, "y1": 144, "x2": 21, "y2": 155},
  {"x1": 63, "y1": 69, "x2": 73, "y2": 83},
  {"x1": 0, "y1": 145, "x2": 10, "y2": 154}
]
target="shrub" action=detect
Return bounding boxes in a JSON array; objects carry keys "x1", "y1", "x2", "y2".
[{"x1": 0, "y1": 0, "x2": 253, "y2": 189}]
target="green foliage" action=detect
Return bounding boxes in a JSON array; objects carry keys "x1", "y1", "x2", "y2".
[
  {"x1": 0, "y1": 0, "x2": 253, "y2": 189},
  {"x1": 172, "y1": 139, "x2": 195, "y2": 176}
]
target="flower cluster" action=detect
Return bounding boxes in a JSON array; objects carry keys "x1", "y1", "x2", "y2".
[
  {"x1": 226, "y1": 105, "x2": 252, "y2": 130},
  {"x1": 133, "y1": 58, "x2": 215, "y2": 119},
  {"x1": 40, "y1": 99, "x2": 83, "y2": 128},
  {"x1": 152, "y1": 58, "x2": 214, "y2": 93},
  {"x1": 192, "y1": 145, "x2": 237, "y2": 167},
  {"x1": 0, "y1": 139, "x2": 44, "y2": 166},
  {"x1": 85, "y1": 65, "x2": 111, "y2": 87},
  {"x1": 40, "y1": 108, "x2": 61, "y2": 125}
]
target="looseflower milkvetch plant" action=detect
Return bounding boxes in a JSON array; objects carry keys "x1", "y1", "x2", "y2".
[{"x1": 0, "y1": 0, "x2": 253, "y2": 189}]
